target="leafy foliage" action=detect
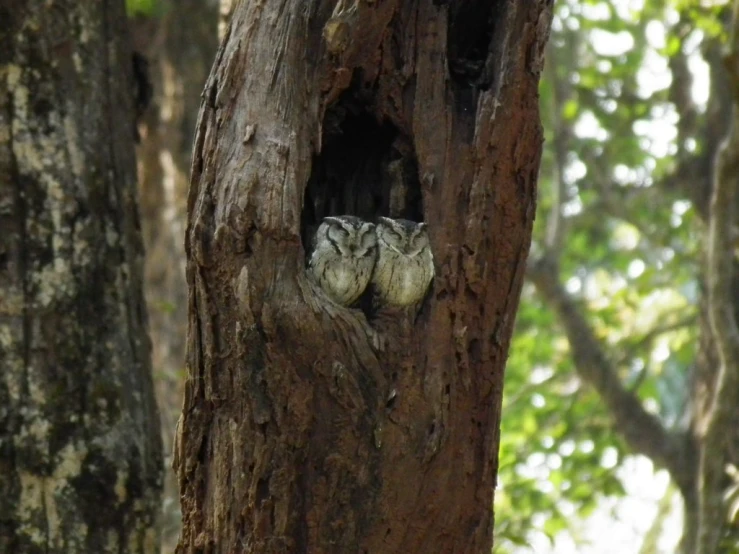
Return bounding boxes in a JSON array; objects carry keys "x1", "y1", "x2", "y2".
[
  {"x1": 126, "y1": 0, "x2": 164, "y2": 17},
  {"x1": 494, "y1": 0, "x2": 729, "y2": 550}
]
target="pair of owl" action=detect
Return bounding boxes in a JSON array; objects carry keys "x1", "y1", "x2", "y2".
[{"x1": 308, "y1": 216, "x2": 434, "y2": 308}]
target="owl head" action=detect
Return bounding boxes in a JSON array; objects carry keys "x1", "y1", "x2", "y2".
[
  {"x1": 317, "y1": 215, "x2": 377, "y2": 258},
  {"x1": 376, "y1": 217, "x2": 429, "y2": 256}
]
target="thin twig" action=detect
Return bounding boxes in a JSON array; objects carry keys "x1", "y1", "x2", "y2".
[
  {"x1": 543, "y1": 41, "x2": 571, "y2": 258},
  {"x1": 619, "y1": 313, "x2": 698, "y2": 370}
]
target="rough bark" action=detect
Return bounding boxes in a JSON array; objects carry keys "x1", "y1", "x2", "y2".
[
  {"x1": 130, "y1": 5, "x2": 219, "y2": 547},
  {"x1": 174, "y1": 1, "x2": 551, "y2": 553},
  {"x1": 0, "y1": 2, "x2": 163, "y2": 552}
]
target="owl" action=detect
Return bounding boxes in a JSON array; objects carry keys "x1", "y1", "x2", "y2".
[
  {"x1": 308, "y1": 216, "x2": 377, "y2": 306},
  {"x1": 372, "y1": 217, "x2": 434, "y2": 307}
]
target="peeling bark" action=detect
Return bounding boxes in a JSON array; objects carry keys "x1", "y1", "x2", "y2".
[
  {"x1": 174, "y1": 0, "x2": 551, "y2": 552},
  {"x1": 0, "y1": 2, "x2": 163, "y2": 552}
]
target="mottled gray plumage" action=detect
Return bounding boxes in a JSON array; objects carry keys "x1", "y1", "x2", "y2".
[
  {"x1": 308, "y1": 216, "x2": 377, "y2": 306},
  {"x1": 372, "y1": 217, "x2": 434, "y2": 307}
]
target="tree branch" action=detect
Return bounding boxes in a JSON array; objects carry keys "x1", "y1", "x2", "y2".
[
  {"x1": 619, "y1": 313, "x2": 697, "y2": 371},
  {"x1": 668, "y1": 15, "x2": 699, "y2": 160},
  {"x1": 706, "y1": 6, "x2": 739, "y2": 446},
  {"x1": 572, "y1": 13, "x2": 731, "y2": 222},
  {"x1": 543, "y1": 41, "x2": 573, "y2": 258},
  {"x1": 530, "y1": 3, "x2": 707, "y2": 513},
  {"x1": 527, "y1": 257, "x2": 695, "y2": 495},
  {"x1": 638, "y1": 483, "x2": 678, "y2": 554},
  {"x1": 699, "y1": 3, "x2": 739, "y2": 551}
]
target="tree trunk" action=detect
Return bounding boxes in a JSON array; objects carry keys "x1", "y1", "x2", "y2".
[
  {"x1": 174, "y1": 1, "x2": 552, "y2": 552},
  {"x1": 0, "y1": 2, "x2": 163, "y2": 552},
  {"x1": 700, "y1": 5, "x2": 739, "y2": 544}
]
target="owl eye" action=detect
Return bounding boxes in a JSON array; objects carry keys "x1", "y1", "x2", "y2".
[
  {"x1": 327, "y1": 224, "x2": 349, "y2": 240},
  {"x1": 360, "y1": 230, "x2": 376, "y2": 245}
]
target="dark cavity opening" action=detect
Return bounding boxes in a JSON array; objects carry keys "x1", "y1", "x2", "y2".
[
  {"x1": 302, "y1": 72, "x2": 422, "y2": 250},
  {"x1": 256, "y1": 477, "x2": 269, "y2": 504},
  {"x1": 447, "y1": 0, "x2": 498, "y2": 90}
]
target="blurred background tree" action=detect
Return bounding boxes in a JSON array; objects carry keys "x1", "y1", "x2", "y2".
[
  {"x1": 126, "y1": 0, "x2": 218, "y2": 549},
  {"x1": 125, "y1": 0, "x2": 739, "y2": 552},
  {"x1": 496, "y1": 0, "x2": 739, "y2": 553}
]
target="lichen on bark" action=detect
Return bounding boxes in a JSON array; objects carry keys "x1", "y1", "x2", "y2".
[{"x1": 0, "y1": 2, "x2": 163, "y2": 552}]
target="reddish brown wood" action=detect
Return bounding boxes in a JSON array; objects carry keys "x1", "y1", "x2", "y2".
[{"x1": 175, "y1": 1, "x2": 552, "y2": 552}]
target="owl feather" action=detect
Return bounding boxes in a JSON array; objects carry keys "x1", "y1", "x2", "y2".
[
  {"x1": 372, "y1": 217, "x2": 434, "y2": 307},
  {"x1": 308, "y1": 216, "x2": 377, "y2": 306}
]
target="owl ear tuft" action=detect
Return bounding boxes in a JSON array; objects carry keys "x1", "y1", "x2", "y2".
[
  {"x1": 377, "y1": 216, "x2": 394, "y2": 226},
  {"x1": 417, "y1": 222, "x2": 427, "y2": 231}
]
